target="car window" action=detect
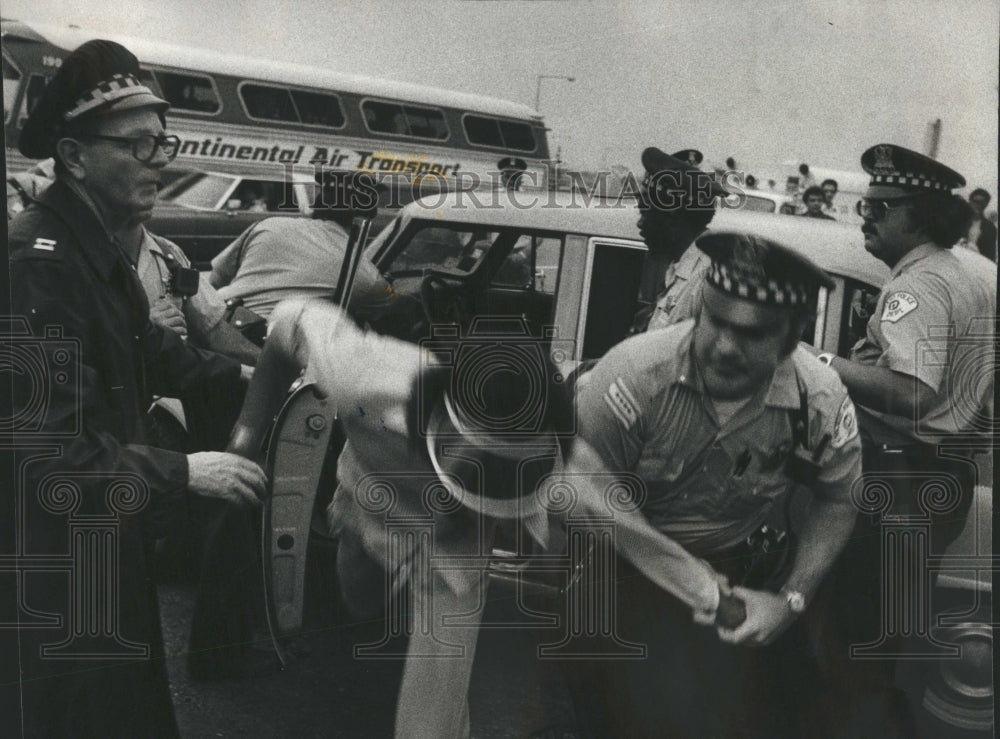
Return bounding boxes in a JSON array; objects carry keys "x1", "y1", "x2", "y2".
[
  {"x1": 581, "y1": 240, "x2": 646, "y2": 360},
  {"x1": 742, "y1": 194, "x2": 777, "y2": 213},
  {"x1": 839, "y1": 279, "x2": 881, "y2": 356},
  {"x1": 491, "y1": 235, "x2": 563, "y2": 294},
  {"x1": 164, "y1": 172, "x2": 240, "y2": 210},
  {"x1": 383, "y1": 226, "x2": 499, "y2": 276}
]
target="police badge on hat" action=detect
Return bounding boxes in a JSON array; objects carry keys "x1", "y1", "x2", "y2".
[
  {"x1": 672, "y1": 149, "x2": 704, "y2": 168},
  {"x1": 860, "y1": 143, "x2": 965, "y2": 198}
]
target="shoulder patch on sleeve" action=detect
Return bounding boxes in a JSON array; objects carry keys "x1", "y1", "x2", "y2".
[
  {"x1": 830, "y1": 395, "x2": 859, "y2": 449},
  {"x1": 32, "y1": 237, "x2": 57, "y2": 251},
  {"x1": 603, "y1": 378, "x2": 640, "y2": 429},
  {"x1": 881, "y1": 291, "x2": 918, "y2": 323}
]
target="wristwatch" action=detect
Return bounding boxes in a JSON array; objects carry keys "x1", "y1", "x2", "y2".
[
  {"x1": 816, "y1": 352, "x2": 835, "y2": 367},
  {"x1": 780, "y1": 586, "x2": 806, "y2": 614}
]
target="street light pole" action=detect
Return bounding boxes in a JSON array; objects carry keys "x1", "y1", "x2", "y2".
[{"x1": 534, "y1": 74, "x2": 575, "y2": 112}]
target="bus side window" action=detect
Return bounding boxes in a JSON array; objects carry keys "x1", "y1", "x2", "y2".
[
  {"x1": 241, "y1": 83, "x2": 296, "y2": 123},
  {"x1": 290, "y1": 89, "x2": 345, "y2": 128},
  {"x1": 3, "y1": 54, "x2": 22, "y2": 124},
  {"x1": 137, "y1": 68, "x2": 163, "y2": 98},
  {"x1": 464, "y1": 115, "x2": 502, "y2": 148},
  {"x1": 363, "y1": 100, "x2": 408, "y2": 136},
  {"x1": 17, "y1": 74, "x2": 47, "y2": 129},
  {"x1": 498, "y1": 120, "x2": 536, "y2": 152},
  {"x1": 158, "y1": 71, "x2": 220, "y2": 114},
  {"x1": 404, "y1": 105, "x2": 448, "y2": 140}
]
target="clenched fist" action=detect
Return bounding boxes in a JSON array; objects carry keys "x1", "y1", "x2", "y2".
[
  {"x1": 187, "y1": 451, "x2": 266, "y2": 506},
  {"x1": 150, "y1": 299, "x2": 188, "y2": 338}
]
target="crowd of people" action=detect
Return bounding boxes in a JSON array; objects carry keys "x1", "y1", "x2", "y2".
[{"x1": 4, "y1": 37, "x2": 996, "y2": 739}]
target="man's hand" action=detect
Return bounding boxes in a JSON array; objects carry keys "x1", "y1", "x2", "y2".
[
  {"x1": 187, "y1": 451, "x2": 266, "y2": 506},
  {"x1": 715, "y1": 586, "x2": 796, "y2": 646},
  {"x1": 150, "y1": 299, "x2": 188, "y2": 339}
]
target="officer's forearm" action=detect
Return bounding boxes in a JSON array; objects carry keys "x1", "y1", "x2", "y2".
[
  {"x1": 562, "y1": 441, "x2": 722, "y2": 614},
  {"x1": 781, "y1": 495, "x2": 856, "y2": 602},
  {"x1": 199, "y1": 318, "x2": 262, "y2": 366},
  {"x1": 228, "y1": 301, "x2": 314, "y2": 456},
  {"x1": 828, "y1": 356, "x2": 934, "y2": 418}
]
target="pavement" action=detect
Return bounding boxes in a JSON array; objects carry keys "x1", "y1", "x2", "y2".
[{"x1": 159, "y1": 550, "x2": 580, "y2": 739}]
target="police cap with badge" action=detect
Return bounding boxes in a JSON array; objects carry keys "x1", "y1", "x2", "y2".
[
  {"x1": 19, "y1": 39, "x2": 170, "y2": 160},
  {"x1": 859, "y1": 143, "x2": 965, "y2": 201},
  {"x1": 639, "y1": 147, "x2": 727, "y2": 211}
]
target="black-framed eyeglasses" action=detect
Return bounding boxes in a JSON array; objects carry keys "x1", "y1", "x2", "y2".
[
  {"x1": 81, "y1": 133, "x2": 181, "y2": 163},
  {"x1": 855, "y1": 195, "x2": 919, "y2": 221}
]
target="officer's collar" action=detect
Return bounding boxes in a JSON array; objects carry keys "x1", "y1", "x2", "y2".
[
  {"x1": 37, "y1": 179, "x2": 123, "y2": 281},
  {"x1": 889, "y1": 242, "x2": 941, "y2": 279},
  {"x1": 677, "y1": 330, "x2": 799, "y2": 410}
]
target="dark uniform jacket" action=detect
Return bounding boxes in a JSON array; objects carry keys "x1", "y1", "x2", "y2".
[{"x1": 6, "y1": 179, "x2": 241, "y2": 738}]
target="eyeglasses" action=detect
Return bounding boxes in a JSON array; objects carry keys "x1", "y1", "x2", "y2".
[
  {"x1": 855, "y1": 195, "x2": 918, "y2": 221},
  {"x1": 81, "y1": 133, "x2": 181, "y2": 163}
]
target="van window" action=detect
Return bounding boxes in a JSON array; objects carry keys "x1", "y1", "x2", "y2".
[
  {"x1": 362, "y1": 100, "x2": 448, "y2": 140},
  {"x1": 156, "y1": 71, "x2": 220, "y2": 114}
]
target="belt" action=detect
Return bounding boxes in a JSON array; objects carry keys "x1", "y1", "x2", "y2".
[{"x1": 702, "y1": 523, "x2": 794, "y2": 591}]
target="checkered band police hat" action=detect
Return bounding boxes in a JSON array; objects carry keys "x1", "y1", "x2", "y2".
[
  {"x1": 699, "y1": 232, "x2": 833, "y2": 308},
  {"x1": 19, "y1": 39, "x2": 169, "y2": 159},
  {"x1": 861, "y1": 143, "x2": 965, "y2": 198}
]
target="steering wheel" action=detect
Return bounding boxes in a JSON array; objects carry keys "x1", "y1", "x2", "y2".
[{"x1": 420, "y1": 268, "x2": 477, "y2": 327}]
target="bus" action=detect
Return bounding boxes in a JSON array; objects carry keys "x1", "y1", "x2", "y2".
[{"x1": 2, "y1": 19, "x2": 552, "y2": 195}]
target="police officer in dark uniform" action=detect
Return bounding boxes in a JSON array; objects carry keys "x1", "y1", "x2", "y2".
[
  {"x1": 805, "y1": 144, "x2": 995, "y2": 734},
  {"x1": 6, "y1": 40, "x2": 266, "y2": 737},
  {"x1": 632, "y1": 147, "x2": 725, "y2": 333}
]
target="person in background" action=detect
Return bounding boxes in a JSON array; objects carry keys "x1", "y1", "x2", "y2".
[
  {"x1": 964, "y1": 187, "x2": 997, "y2": 261},
  {"x1": 6, "y1": 39, "x2": 265, "y2": 737},
  {"x1": 209, "y1": 169, "x2": 396, "y2": 324},
  {"x1": 821, "y1": 178, "x2": 839, "y2": 218},
  {"x1": 800, "y1": 185, "x2": 836, "y2": 220},
  {"x1": 632, "y1": 147, "x2": 724, "y2": 333}
]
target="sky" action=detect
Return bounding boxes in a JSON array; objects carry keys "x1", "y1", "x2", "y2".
[{"x1": 2, "y1": 0, "x2": 998, "y2": 194}]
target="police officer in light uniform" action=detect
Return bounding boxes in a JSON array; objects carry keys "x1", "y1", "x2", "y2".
[
  {"x1": 564, "y1": 232, "x2": 862, "y2": 738},
  {"x1": 807, "y1": 144, "x2": 995, "y2": 733},
  {"x1": 7, "y1": 39, "x2": 265, "y2": 737},
  {"x1": 634, "y1": 147, "x2": 723, "y2": 333},
  {"x1": 816, "y1": 144, "x2": 993, "y2": 544}
]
